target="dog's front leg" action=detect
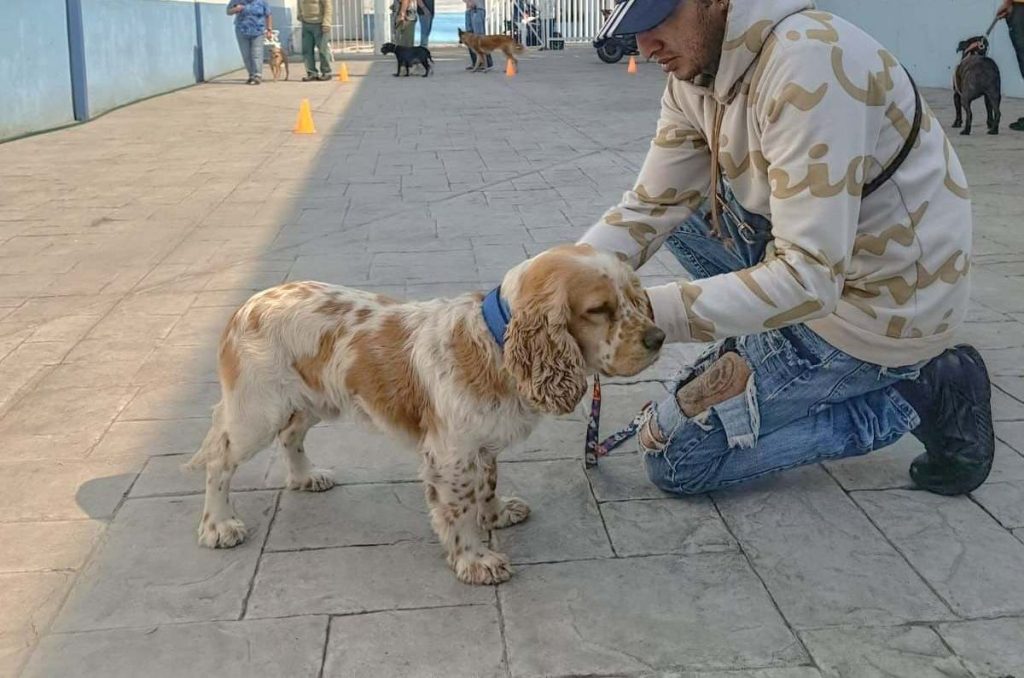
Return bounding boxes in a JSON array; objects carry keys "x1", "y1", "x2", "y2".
[
  {"x1": 476, "y1": 450, "x2": 530, "y2": 530},
  {"x1": 395, "y1": 62, "x2": 401, "y2": 77},
  {"x1": 420, "y1": 448, "x2": 511, "y2": 585}
]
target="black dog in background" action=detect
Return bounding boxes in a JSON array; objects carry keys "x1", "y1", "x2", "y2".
[
  {"x1": 381, "y1": 43, "x2": 433, "y2": 77},
  {"x1": 954, "y1": 35, "x2": 1001, "y2": 135}
]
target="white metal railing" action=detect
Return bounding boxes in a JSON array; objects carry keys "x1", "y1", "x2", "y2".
[
  {"x1": 486, "y1": 0, "x2": 607, "y2": 48},
  {"x1": 319, "y1": 0, "x2": 609, "y2": 51}
]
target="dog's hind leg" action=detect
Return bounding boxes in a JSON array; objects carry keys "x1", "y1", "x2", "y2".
[
  {"x1": 985, "y1": 93, "x2": 1000, "y2": 134},
  {"x1": 953, "y1": 91, "x2": 963, "y2": 128},
  {"x1": 190, "y1": 401, "x2": 280, "y2": 549},
  {"x1": 962, "y1": 99, "x2": 973, "y2": 135},
  {"x1": 279, "y1": 410, "x2": 334, "y2": 491}
]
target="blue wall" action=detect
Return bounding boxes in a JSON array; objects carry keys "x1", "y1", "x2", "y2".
[
  {"x1": 200, "y1": 2, "x2": 246, "y2": 80},
  {"x1": 1, "y1": 0, "x2": 280, "y2": 141},
  {"x1": 82, "y1": 0, "x2": 199, "y2": 116},
  {"x1": 1, "y1": 0, "x2": 76, "y2": 140},
  {"x1": 818, "y1": 0, "x2": 1024, "y2": 98}
]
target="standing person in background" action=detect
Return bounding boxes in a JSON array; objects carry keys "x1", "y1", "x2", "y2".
[
  {"x1": 392, "y1": 0, "x2": 418, "y2": 47},
  {"x1": 998, "y1": 0, "x2": 1024, "y2": 130},
  {"x1": 418, "y1": 0, "x2": 435, "y2": 47},
  {"x1": 464, "y1": 0, "x2": 493, "y2": 71},
  {"x1": 227, "y1": 0, "x2": 273, "y2": 85},
  {"x1": 298, "y1": 0, "x2": 334, "y2": 81}
]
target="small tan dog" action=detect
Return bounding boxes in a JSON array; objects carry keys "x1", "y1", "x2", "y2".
[
  {"x1": 186, "y1": 244, "x2": 664, "y2": 585},
  {"x1": 458, "y1": 29, "x2": 525, "y2": 71},
  {"x1": 268, "y1": 45, "x2": 289, "y2": 81}
]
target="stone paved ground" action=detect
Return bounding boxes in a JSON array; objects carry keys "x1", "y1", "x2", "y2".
[{"x1": 2, "y1": 46, "x2": 1024, "y2": 678}]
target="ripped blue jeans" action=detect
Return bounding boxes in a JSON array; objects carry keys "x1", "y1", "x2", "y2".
[{"x1": 641, "y1": 190, "x2": 924, "y2": 495}]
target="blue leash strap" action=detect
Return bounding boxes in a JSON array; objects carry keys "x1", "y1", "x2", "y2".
[{"x1": 584, "y1": 374, "x2": 650, "y2": 468}]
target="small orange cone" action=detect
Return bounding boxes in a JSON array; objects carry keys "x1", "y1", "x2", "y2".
[
  {"x1": 627, "y1": 55, "x2": 637, "y2": 74},
  {"x1": 293, "y1": 99, "x2": 316, "y2": 134},
  {"x1": 505, "y1": 59, "x2": 516, "y2": 77},
  {"x1": 338, "y1": 62, "x2": 350, "y2": 82}
]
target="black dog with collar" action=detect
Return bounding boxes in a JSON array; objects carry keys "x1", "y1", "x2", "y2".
[
  {"x1": 381, "y1": 42, "x2": 434, "y2": 77},
  {"x1": 954, "y1": 35, "x2": 1002, "y2": 135}
]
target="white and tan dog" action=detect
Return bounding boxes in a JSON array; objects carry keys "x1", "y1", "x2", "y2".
[{"x1": 186, "y1": 244, "x2": 664, "y2": 585}]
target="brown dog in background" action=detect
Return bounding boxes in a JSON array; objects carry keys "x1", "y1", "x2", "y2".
[
  {"x1": 269, "y1": 45, "x2": 289, "y2": 81},
  {"x1": 458, "y1": 29, "x2": 525, "y2": 72}
]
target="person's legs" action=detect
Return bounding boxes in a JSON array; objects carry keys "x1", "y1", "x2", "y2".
[
  {"x1": 250, "y1": 35, "x2": 265, "y2": 82},
  {"x1": 301, "y1": 22, "x2": 317, "y2": 78},
  {"x1": 420, "y1": 10, "x2": 433, "y2": 47},
  {"x1": 236, "y1": 33, "x2": 255, "y2": 80},
  {"x1": 465, "y1": 11, "x2": 477, "y2": 68},
  {"x1": 1008, "y1": 6, "x2": 1024, "y2": 129},
  {"x1": 396, "y1": 18, "x2": 416, "y2": 48},
  {"x1": 640, "y1": 328, "x2": 921, "y2": 495},
  {"x1": 316, "y1": 24, "x2": 334, "y2": 76},
  {"x1": 469, "y1": 10, "x2": 493, "y2": 68}
]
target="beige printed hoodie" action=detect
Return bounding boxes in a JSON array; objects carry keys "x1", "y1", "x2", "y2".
[{"x1": 578, "y1": 0, "x2": 972, "y2": 368}]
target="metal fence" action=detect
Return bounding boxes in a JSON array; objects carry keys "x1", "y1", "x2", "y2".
[{"x1": 319, "y1": 0, "x2": 607, "y2": 52}]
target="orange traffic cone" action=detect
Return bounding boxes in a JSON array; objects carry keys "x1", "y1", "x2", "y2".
[
  {"x1": 505, "y1": 59, "x2": 516, "y2": 77},
  {"x1": 627, "y1": 55, "x2": 637, "y2": 74},
  {"x1": 338, "y1": 62, "x2": 350, "y2": 82},
  {"x1": 293, "y1": 99, "x2": 316, "y2": 134}
]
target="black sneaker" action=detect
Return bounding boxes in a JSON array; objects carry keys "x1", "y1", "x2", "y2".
[
  {"x1": 1009, "y1": 117, "x2": 1024, "y2": 131},
  {"x1": 302, "y1": 74, "x2": 319, "y2": 81},
  {"x1": 894, "y1": 345, "x2": 994, "y2": 495},
  {"x1": 319, "y1": 73, "x2": 333, "y2": 81}
]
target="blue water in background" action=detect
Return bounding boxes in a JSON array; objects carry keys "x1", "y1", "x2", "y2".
[{"x1": 429, "y1": 12, "x2": 466, "y2": 44}]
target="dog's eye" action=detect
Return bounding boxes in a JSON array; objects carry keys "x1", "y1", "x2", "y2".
[{"x1": 586, "y1": 303, "x2": 614, "y2": 317}]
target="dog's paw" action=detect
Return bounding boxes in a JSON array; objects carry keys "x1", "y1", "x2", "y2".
[
  {"x1": 960, "y1": 128, "x2": 971, "y2": 136},
  {"x1": 988, "y1": 128, "x2": 999, "y2": 135},
  {"x1": 287, "y1": 468, "x2": 335, "y2": 492},
  {"x1": 453, "y1": 549, "x2": 512, "y2": 585},
  {"x1": 494, "y1": 497, "x2": 531, "y2": 528},
  {"x1": 952, "y1": 120, "x2": 962, "y2": 128},
  {"x1": 198, "y1": 518, "x2": 247, "y2": 549}
]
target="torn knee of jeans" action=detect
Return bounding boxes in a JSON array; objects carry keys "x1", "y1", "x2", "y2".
[
  {"x1": 638, "y1": 409, "x2": 666, "y2": 451},
  {"x1": 674, "y1": 351, "x2": 751, "y2": 418},
  {"x1": 710, "y1": 371, "x2": 760, "y2": 449}
]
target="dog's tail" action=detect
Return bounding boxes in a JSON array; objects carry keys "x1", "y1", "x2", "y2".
[
  {"x1": 184, "y1": 402, "x2": 228, "y2": 472},
  {"x1": 513, "y1": 41, "x2": 525, "y2": 53},
  {"x1": 426, "y1": 48, "x2": 434, "y2": 63}
]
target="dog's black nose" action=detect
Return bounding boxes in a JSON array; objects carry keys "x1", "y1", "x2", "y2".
[{"x1": 643, "y1": 326, "x2": 666, "y2": 351}]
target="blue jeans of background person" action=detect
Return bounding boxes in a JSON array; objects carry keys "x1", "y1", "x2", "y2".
[
  {"x1": 235, "y1": 32, "x2": 264, "y2": 80},
  {"x1": 641, "y1": 187, "x2": 924, "y2": 495},
  {"x1": 419, "y1": 9, "x2": 433, "y2": 46},
  {"x1": 465, "y1": 9, "x2": 493, "y2": 69}
]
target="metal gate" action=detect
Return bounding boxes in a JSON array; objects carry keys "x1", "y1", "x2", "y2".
[
  {"x1": 485, "y1": 0, "x2": 607, "y2": 48},
  {"x1": 321, "y1": 0, "x2": 608, "y2": 51}
]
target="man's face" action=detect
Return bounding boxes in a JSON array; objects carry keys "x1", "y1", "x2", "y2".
[{"x1": 636, "y1": 0, "x2": 728, "y2": 81}]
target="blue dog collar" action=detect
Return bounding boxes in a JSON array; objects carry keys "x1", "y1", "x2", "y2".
[{"x1": 481, "y1": 286, "x2": 512, "y2": 348}]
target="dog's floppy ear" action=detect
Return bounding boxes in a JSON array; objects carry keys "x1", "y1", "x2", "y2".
[
  {"x1": 957, "y1": 39, "x2": 969, "y2": 53},
  {"x1": 504, "y1": 278, "x2": 587, "y2": 415}
]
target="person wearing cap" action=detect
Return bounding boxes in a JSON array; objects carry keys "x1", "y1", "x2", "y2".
[{"x1": 580, "y1": 0, "x2": 993, "y2": 497}]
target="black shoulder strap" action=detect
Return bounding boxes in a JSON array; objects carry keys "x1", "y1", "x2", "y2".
[{"x1": 862, "y1": 69, "x2": 922, "y2": 199}]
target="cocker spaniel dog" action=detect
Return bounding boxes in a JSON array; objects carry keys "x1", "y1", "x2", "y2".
[{"x1": 186, "y1": 244, "x2": 664, "y2": 585}]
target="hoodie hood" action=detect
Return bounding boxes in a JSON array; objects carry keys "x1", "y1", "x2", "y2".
[{"x1": 707, "y1": 0, "x2": 813, "y2": 101}]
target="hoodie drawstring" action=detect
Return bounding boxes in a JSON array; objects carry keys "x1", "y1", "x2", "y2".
[{"x1": 708, "y1": 99, "x2": 727, "y2": 239}]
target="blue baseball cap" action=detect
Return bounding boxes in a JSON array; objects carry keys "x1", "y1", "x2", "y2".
[{"x1": 595, "y1": 0, "x2": 681, "y2": 41}]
